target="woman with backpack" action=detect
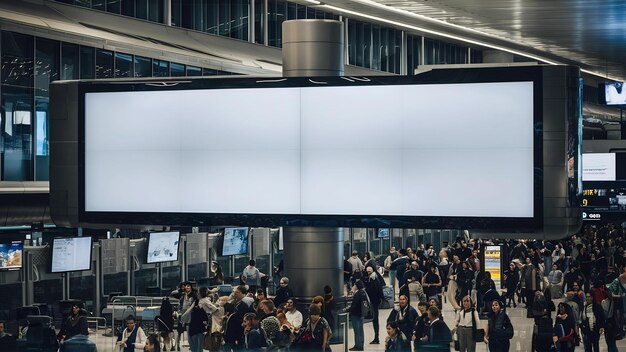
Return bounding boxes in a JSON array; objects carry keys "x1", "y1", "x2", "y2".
[
  {"x1": 454, "y1": 295, "x2": 483, "y2": 352},
  {"x1": 297, "y1": 304, "x2": 332, "y2": 352}
]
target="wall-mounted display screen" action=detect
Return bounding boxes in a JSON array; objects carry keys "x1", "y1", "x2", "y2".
[
  {"x1": 147, "y1": 231, "x2": 180, "y2": 264},
  {"x1": 0, "y1": 241, "x2": 23, "y2": 270},
  {"x1": 83, "y1": 80, "x2": 534, "y2": 219},
  {"x1": 377, "y1": 228, "x2": 390, "y2": 238},
  {"x1": 222, "y1": 227, "x2": 249, "y2": 256},
  {"x1": 601, "y1": 82, "x2": 626, "y2": 106},
  {"x1": 583, "y1": 153, "x2": 616, "y2": 181},
  {"x1": 51, "y1": 237, "x2": 92, "y2": 273}
]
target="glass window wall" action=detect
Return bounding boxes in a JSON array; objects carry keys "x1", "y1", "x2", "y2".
[
  {"x1": 186, "y1": 65, "x2": 202, "y2": 76},
  {"x1": 162, "y1": 264, "x2": 182, "y2": 292},
  {"x1": 34, "y1": 38, "x2": 59, "y2": 181},
  {"x1": 79, "y1": 46, "x2": 95, "y2": 79},
  {"x1": 134, "y1": 266, "x2": 157, "y2": 296},
  {"x1": 352, "y1": 228, "x2": 367, "y2": 257},
  {"x1": 170, "y1": 62, "x2": 186, "y2": 76},
  {"x1": 368, "y1": 229, "x2": 381, "y2": 257},
  {"x1": 1, "y1": 31, "x2": 34, "y2": 181},
  {"x1": 61, "y1": 43, "x2": 80, "y2": 80},
  {"x1": 348, "y1": 19, "x2": 401, "y2": 74},
  {"x1": 114, "y1": 52, "x2": 134, "y2": 78},
  {"x1": 153, "y1": 59, "x2": 170, "y2": 77},
  {"x1": 95, "y1": 49, "x2": 114, "y2": 78},
  {"x1": 391, "y1": 229, "x2": 403, "y2": 250},
  {"x1": 134, "y1": 55, "x2": 152, "y2": 77},
  {"x1": 407, "y1": 34, "x2": 421, "y2": 75}
]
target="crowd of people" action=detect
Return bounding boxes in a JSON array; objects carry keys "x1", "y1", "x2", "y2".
[
  {"x1": 11, "y1": 223, "x2": 624, "y2": 352},
  {"x1": 152, "y1": 272, "x2": 340, "y2": 352},
  {"x1": 353, "y1": 223, "x2": 626, "y2": 352}
]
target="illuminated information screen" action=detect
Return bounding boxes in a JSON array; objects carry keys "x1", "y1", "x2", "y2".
[{"x1": 484, "y1": 245, "x2": 503, "y2": 290}]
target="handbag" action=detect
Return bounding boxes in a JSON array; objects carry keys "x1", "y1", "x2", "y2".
[
  {"x1": 471, "y1": 308, "x2": 485, "y2": 342},
  {"x1": 452, "y1": 330, "x2": 460, "y2": 351},
  {"x1": 297, "y1": 329, "x2": 313, "y2": 344},
  {"x1": 203, "y1": 332, "x2": 223, "y2": 351}
]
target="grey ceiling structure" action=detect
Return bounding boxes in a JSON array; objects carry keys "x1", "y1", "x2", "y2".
[{"x1": 318, "y1": 0, "x2": 626, "y2": 81}]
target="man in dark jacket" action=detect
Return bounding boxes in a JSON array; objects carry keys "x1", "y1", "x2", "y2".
[
  {"x1": 273, "y1": 277, "x2": 293, "y2": 308},
  {"x1": 348, "y1": 280, "x2": 368, "y2": 351},
  {"x1": 390, "y1": 249, "x2": 410, "y2": 290},
  {"x1": 243, "y1": 313, "x2": 266, "y2": 352},
  {"x1": 420, "y1": 306, "x2": 452, "y2": 352},
  {"x1": 364, "y1": 266, "x2": 384, "y2": 344},
  {"x1": 387, "y1": 295, "x2": 418, "y2": 342},
  {"x1": 519, "y1": 257, "x2": 541, "y2": 317}
]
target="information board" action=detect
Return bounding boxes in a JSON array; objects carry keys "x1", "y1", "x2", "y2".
[
  {"x1": 484, "y1": 245, "x2": 503, "y2": 290},
  {"x1": 51, "y1": 237, "x2": 92, "y2": 273}
]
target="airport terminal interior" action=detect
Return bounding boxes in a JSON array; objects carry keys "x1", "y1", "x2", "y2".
[{"x1": 1, "y1": 1, "x2": 626, "y2": 351}]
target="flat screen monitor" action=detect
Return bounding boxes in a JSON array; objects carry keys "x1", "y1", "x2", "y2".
[
  {"x1": 377, "y1": 228, "x2": 390, "y2": 238},
  {"x1": 583, "y1": 153, "x2": 616, "y2": 181},
  {"x1": 601, "y1": 82, "x2": 626, "y2": 105},
  {"x1": 0, "y1": 241, "x2": 23, "y2": 270},
  {"x1": 51, "y1": 237, "x2": 93, "y2": 273},
  {"x1": 222, "y1": 227, "x2": 249, "y2": 256},
  {"x1": 147, "y1": 231, "x2": 180, "y2": 264}
]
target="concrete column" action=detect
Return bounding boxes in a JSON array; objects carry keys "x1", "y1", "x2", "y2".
[
  {"x1": 283, "y1": 227, "x2": 345, "y2": 299},
  {"x1": 282, "y1": 19, "x2": 344, "y2": 77}
]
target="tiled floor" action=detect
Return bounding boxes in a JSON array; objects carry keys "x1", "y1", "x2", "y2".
[{"x1": 85, "y1": 289, "x2": 626, "y2": 352}]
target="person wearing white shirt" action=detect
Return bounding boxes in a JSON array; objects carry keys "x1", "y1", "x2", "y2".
[
  {"x1": 454, "y1": 296, "x2": 482, "y2": 352},
  {"x1": 116, "y1": 315, "x2": 146, "y2": 352},
  {"x1": 284, "y1": 299, "x2": 303, "y2": 332}
]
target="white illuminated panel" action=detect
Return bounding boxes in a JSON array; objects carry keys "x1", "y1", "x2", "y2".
[
  {"x1": 85, "y1": 81, "x2": 534, "y2": 217},
  {"x1": 51, "y1": 237, "x2": 92, "y2": 273},
  {"x1": 582, "y1": 153, "x2": 616, "y2": 181}
]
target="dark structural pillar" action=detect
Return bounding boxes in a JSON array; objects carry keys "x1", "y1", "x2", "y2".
[
  {"x1": 283, "y1": 227, "x2": 345, "y2": 299},
  {"x1": 281, "y1": 19, "x2": 345, "y2": 299},
  {"x1": 281, "y1": 19, "x2": 346, "y2": 342}
]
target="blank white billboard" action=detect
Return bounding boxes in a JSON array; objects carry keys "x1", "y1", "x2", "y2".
[{"x1": 84, "y1": 81, "x2": 534, "y2": 218}]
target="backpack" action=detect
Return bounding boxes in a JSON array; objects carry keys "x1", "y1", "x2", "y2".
[
  {"x1": 245, "y1": 268, "x2": 259, "y2": 286},
  {"x1": 273, "y1": 327, "x2": 293, "y2": 348},
  {"x1": 261, "y1": 317, "x2": 291, "y2": 350}
]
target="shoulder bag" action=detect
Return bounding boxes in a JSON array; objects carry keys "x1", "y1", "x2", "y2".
[{"x1": 471, "y1": 308, "x2": 485, "y2": 342}]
